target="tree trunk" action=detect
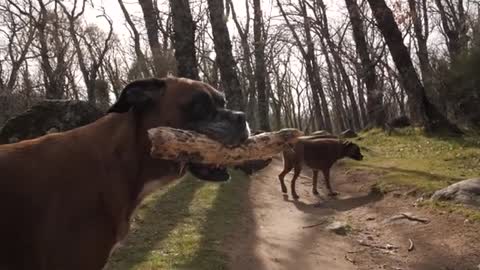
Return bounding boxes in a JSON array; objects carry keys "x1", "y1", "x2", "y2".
[
  {"x1": 277, "y1": 0, "x2": 329, "y2": 131},
  {"x1": 318, "y1": 31, "x2": 347, "y2": 131},
  {"x1": 354, "y1": 62, "x2": 369, "y2": 125},
  {"x1": 118, "y1": 0, "x2": 150, "y2": 78},
  {"x1": 38, "y1": 1, "x2": 64, "y2": 99},
  {"x1": 301, "y1": 0, "x2": 332, "y2": 132},
  {"x1": 169, "y1": 0, "x2": 199, "y2": 80},
  {"x1": 138, "y1": 0, "x2": 165, "y2": 77},
  {"x1": 253, "y1": 0, "x2": 271, "y2": 131},
  {"x1": 206, "y1": 0, "x2": 245, "y2": 111},
  {"x1": 434, "y1": 0, "x2": 468, "y2": 60},
  {"x1": 345, "y1": 0, "x2": 384, "y2": 127},
  {"x1": 229, "y1": 0, "x2": 257, "y2": 127},
  {"x1": 314, "y1": 0, "x2": 359, "y2": 130},
  {"x1": 367, "y1": 0, "x2": 458, "y2": 132},
  {"x1": 59, "y1": 0, "x2": 95, "y2": 104}
]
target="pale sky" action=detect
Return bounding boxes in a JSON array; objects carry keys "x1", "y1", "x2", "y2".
[{"x1": 84, "y1": 0, "x2": 345, "y2": 42}]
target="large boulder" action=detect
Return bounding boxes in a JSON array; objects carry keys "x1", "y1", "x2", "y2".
[
  {"x1": 0, "y1": 100, "x2": 103, "y2": 144},
  {"x1": 431, "y1": 178, "x2": 480, "y2": 208},
  {"x1": 0, "y1": 93, "x2": 42, "y2": 127}
]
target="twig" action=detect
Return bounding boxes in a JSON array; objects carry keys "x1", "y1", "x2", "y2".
[
  {"x1": 386, "y1": 213, "x2": 430, "y2": 224},
  {"x1": 358, "y1": 241, "x2": 399, "y2": 250},
  {"x1": 408, "y1": 238, "x2": 414, "y2": 252},
  {"x1": 401, "y1": 213, "x2": 429, "y2": 224},
  {"x1": 345, "y1": 254, "x2": 355, "y2": 264},
  {"x1": 302, "y1": 221, "x2": 327, "y2": 229},
  {"x1": 347, "y1": 248, "x2": 366, "y2": 254}
]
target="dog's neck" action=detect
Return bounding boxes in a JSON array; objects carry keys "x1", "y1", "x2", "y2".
[{"x1": 91, "y1": 111, "x2": 183, "y2": 205}]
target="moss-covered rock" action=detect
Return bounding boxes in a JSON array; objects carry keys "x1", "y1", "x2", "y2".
[{"x1": 0, "y1": 100, "x2": 103, "y2": 144}]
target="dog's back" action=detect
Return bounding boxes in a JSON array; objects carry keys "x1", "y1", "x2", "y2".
[
  {"x1": 300, "y1": 138, "x2": 345, "y2": 170},
  {"x1": 282, "y1": 138, "x2": 343, "y2": 171}
]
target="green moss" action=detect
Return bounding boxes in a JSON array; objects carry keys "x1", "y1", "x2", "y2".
[
  {"x1": 105, "y1": 170, "x2": 250, "y2": 270},
  {"x1": 419, "y1": 200, "x2": 480, "y2": 222},
  {"x1": 349, "y1": 128, "x2": 480, "y2": 194},
  {"x1": 344, "y1": 127, "x2": 480, "y2": 221}
]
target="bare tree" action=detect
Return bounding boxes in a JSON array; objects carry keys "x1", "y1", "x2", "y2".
[
  {"x1": 35, "y1": 0, "x2": 73, "y2": 99},
  {"x1": 311, "y1": 0, "x2": 361, "y2": 130},
  {"x1": 118, "y1": 0, "x2": 150, "y2": 78},
  {"x1": 0, "y1": 1, "x2": 36, "y2": 92},
  {"x1": 345, "y1": 0, "x2": 384, "y2": 127},
  {"x1": 253, "y1": 0, "x2": 270, "y2": 131},
  {"x1": 206, "y1": 0, "x2": 245, "y2": 110},
  {"x1": 229, "y1": 0, "x2": 257, "y2": 127},
  {"x1": 277, "y1": 0, "x2": 332, "y2": 132},
  {"x1": 409, "y1": 0, "x2": 440, "y2": 103},
  {"x1": 58, "y1": 0, "x2": 113, "y2": 105},
  {"x1": 367, "y1": 0, "x2": 457, "y2": 131},
  {"x1": 434, "y1": 0, "x2": 469, "y2": 60},
  {"x1": 138, "y1": 0, "x2": 165, "y2": 77},
  {"x1": 169, "y1": 0, "x2": 199, "y2": 79}
]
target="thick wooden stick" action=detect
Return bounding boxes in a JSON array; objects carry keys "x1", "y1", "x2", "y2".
[{"x1": 148, "y1": 128, "x2": 303, "y2": 165}]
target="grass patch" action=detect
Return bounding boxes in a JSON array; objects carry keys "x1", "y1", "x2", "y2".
[
  {"x1": 104, "y1": 170, "x2": 250, "y2": 270},
  {"x1": 419, "y1": 200, "x2": 480, "y2": 222},
  {"x1": 348, "y1": 128, "x2": 480, "y2": 194}
]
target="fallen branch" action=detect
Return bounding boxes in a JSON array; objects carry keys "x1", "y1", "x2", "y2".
[
  {"x1": 408, "y1": 238, "x2": 414, "y2": 252},
  {"x1": 344, "y1": 254, "x2": 355, "y2": 264},
  {"x1": 148, "y1": 128, "x2": 303, "y2": 165},
  {"x1": 400, "y1": 213, "x2": 429, "y2": 224},
  {"x1": 358, "y1": 240, "x2": 399, "y2": 250},
  {"x1": 302, "y1": 220, "x2": 328, "y2": 229},
  {"x1": 386, "y1": 212, "x2": 430, "y2": 224},
  {"x1": 347, "y1": 248, "x2": 366, "y2": 254}
]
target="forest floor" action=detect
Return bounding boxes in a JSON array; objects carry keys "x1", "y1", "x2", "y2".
[
  {"x1": 227, "y1": 158, "x2": 480, "y2": 270},
  {"x1": 106, "y1": 128, "x2": 480, "y2": 270}
]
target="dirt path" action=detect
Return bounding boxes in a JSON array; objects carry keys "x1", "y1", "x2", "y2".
[{"x1": 227, "y1": 157, "x2": 480, "y2": 270}]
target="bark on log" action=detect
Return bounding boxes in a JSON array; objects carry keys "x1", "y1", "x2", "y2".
[{"x1": 148, "y1": 128, "x2": 304, "y2": 165}]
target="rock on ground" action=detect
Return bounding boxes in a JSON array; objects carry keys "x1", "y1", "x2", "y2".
[
  {"x1": 431, "y1": 178, "x2": 480, "y2": 208},
  {"x1": 326, "y1": 221, "x2": 350, "y2": 235},
  {"x1": 0, "y1": 100, "x2": 103, "y2": 144}
]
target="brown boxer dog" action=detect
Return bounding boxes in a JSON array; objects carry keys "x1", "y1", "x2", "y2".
[
  {"x1": 0, "y1": 77, "x2": 250, "y2": 270},
  {"x1": 278, "y1": 138, "x2": 363, "y2": 199}
]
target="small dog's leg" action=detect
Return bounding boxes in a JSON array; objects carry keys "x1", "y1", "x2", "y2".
[
  {"x1": 312, "y1": 170, "x2": 319, "y2": 195},
  {"x1": 291, "y1": 165, "x2": 302, "y2": 199},
  {"x1": 323, "y1": 168, "x2": 338, "y2": 196}
]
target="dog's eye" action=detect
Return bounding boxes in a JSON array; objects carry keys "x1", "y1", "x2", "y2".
[{"x1": 188, "y1": 93, "x2": 215, "y2": 121}]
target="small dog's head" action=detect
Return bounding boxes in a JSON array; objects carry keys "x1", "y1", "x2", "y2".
[
  {"x1": 343, "y1": 141, "x2": 363, "y2": 161},
  {"x1": 108, "y1": 77, "x2": 250, "y2": 181}
]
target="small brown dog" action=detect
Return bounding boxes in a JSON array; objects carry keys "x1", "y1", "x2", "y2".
[{"x1": 278, "y1": 138, "x2": 363, "y2": 199}]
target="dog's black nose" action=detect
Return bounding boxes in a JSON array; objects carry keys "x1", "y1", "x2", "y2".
[{"x1": 230, "y1": 111, "x2": 246, "y2": 124}]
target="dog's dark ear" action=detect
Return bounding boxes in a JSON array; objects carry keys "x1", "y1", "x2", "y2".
[
  {"x1": 343, "y1": 141, "x2": 353, "y2": 148},
  {"x1": 108, "y1": 78, "x2": 166, "y2": 113}
]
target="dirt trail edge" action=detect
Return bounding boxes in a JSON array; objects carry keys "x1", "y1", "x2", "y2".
[{"x1": 227, "y1": 157, "x2": 480, "y2": 270}]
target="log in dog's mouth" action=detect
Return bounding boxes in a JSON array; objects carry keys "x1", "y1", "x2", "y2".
[
  {"x1": 186, "y1": 123, "x2": 250, "y2": 182},
  {"x1": 148, "y1": 127, "x2": 303, "y2": 182},
  {"x1": 188, "y1": 163, "x2": 230, "y2": 182}
]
